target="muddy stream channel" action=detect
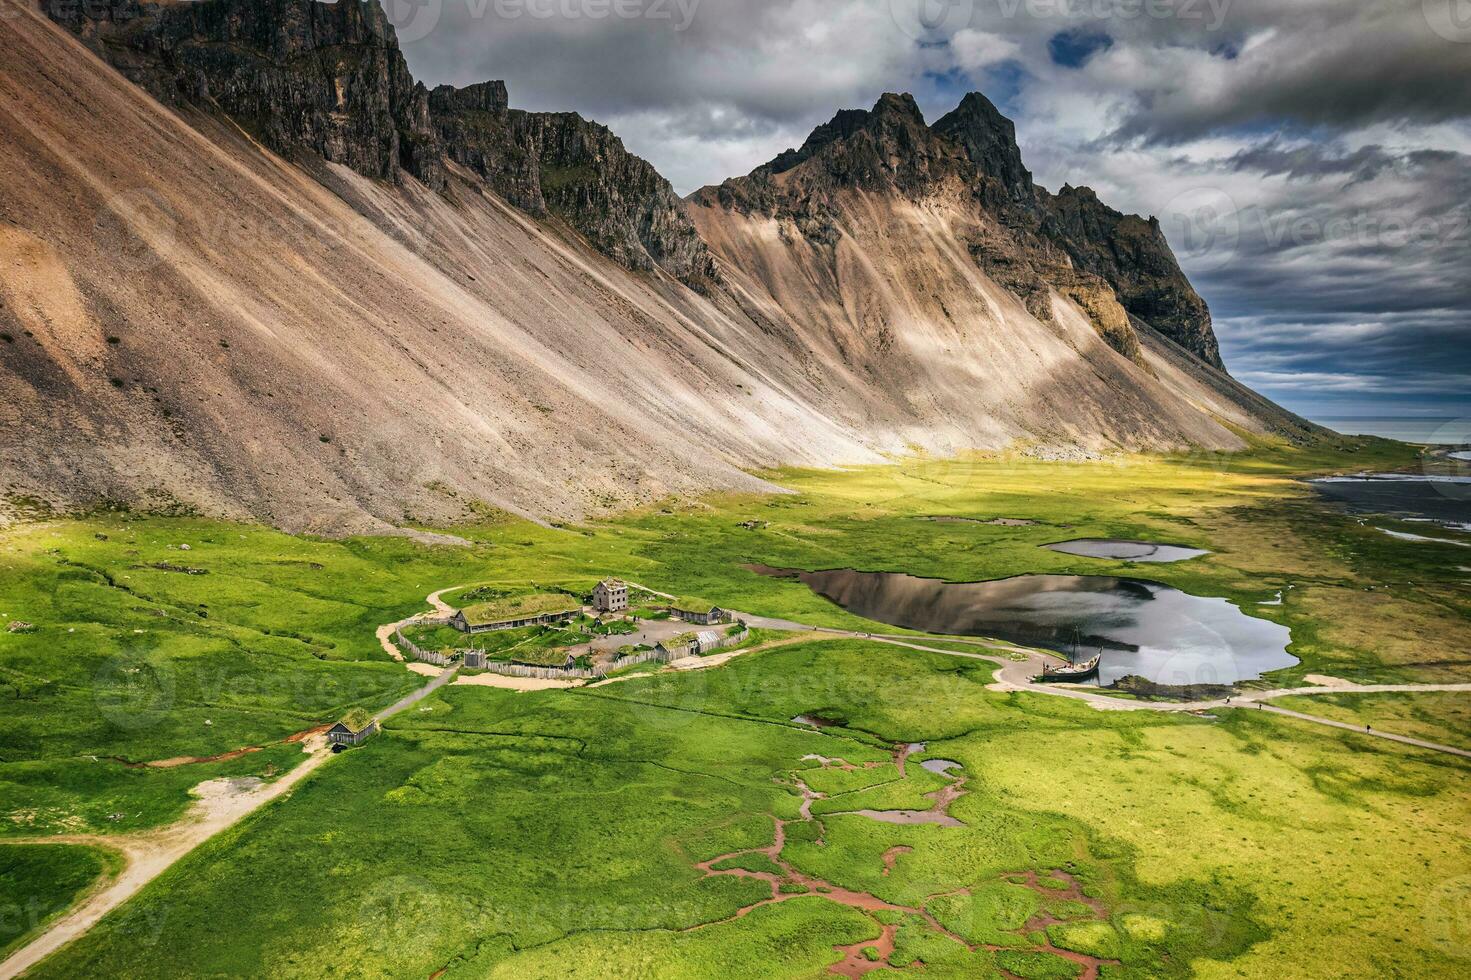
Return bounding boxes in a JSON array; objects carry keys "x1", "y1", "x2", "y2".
[{"x1": 690, "y1": 741, "x2": 1118, "y2": 978}]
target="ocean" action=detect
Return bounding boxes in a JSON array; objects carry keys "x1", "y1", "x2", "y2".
[{"x1": 1317, "y1": 418, "x2": 1471, "y2": 445}]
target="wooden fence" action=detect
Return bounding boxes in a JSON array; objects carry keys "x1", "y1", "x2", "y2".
[
  {"x1": 397, "y1": 616, "x2": 750, "y2": 681},
  {"x1": 697, "y1": 627, "x2": 749, "y2": 655},
  {"x1": 395, "y1": 618, "x2": 454, "y2": 667}
]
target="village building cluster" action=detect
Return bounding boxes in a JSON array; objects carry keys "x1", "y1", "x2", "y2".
[{"x1": 360, "y1": 577, "x2": 751, "y2": 747}]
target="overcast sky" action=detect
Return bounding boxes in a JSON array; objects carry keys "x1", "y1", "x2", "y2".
[{"x1": 389, "y1": 0, "x2": 1471, "y2": 425}]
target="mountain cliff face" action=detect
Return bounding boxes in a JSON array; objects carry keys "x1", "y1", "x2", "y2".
[
  {"x1": 694, "y1": 91, "x2": 1221, "y2": 369},
  {"x1": 43, "y1": 0, "x2": 445, "y2": 188},
  {"x1": 2, "y1": 2, "x2": 1313, "y2": 531},
  {"x1": 42, "y1": 0, "x2": 711, "y2": 285},
  {"x1": 1040, "y1": 184, "x2": 1222, "y2": 368},
  {"x1": 428, "y1": 82, "x2": 716, "y2": 285}
]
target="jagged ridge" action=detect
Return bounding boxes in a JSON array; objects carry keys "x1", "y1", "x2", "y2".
[
  {"x1": 695, "y1": 91, "x2": 1222, "y2": 368},
  {"x1": 0, "y1": 2, "x2": 1317, "y2": 532},
  {"x1": 43, "y1": 0, "x2": 713, "y2": 285}
]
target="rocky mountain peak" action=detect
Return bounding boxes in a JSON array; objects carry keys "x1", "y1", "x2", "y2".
[
  {"x1": 44, "y1": 0, "x2": 715, "y2": 287},
  {"x1": 43, "y1": 0, "x2": 444, "y2": 188},
  {"x1": 933, "y1": 92, "x2": 1035, "y2": 204},
  {"x1": 1043, "y1": 184, "x2": 1223, "y2": 368},
  {"x1": 871, "y1": 91, "x2": 928, "y2": 125},
  {"x1": 694, "y1": 90, "x2": 1223, "y2": 368},
  {"x1": 765, "y1": 93, "x2": 929, "y2": 178},
  {"x1": 430, "y1": 80, "x2": 510, "y2": 115}
]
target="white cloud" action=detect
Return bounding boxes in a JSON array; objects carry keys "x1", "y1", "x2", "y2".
[{"x1": 950, "y1": 29, "x2": 1020, "y2": 72}]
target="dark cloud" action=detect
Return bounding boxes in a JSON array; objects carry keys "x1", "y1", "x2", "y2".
[
  {"x1": 388, "y1": 0, "x2": 1471, "y2": 418},
  {"x1": 1108, "y1": 6, "x2": 1471, "y2": 143}
]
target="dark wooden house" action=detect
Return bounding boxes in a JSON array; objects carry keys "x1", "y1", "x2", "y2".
[{"x1": 327, "y1": 709, "x2": 379, "y2": 747}]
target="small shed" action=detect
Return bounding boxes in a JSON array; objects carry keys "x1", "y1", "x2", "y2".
[
  {"x1": 694, "y1": 630, "x2": 722, "y2": 654},
  {"x1": 327, "y1": 709, "x2": 379, "y2": 747}
]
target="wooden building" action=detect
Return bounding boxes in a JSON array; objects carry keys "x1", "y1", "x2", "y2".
[
  {"x1": 449, "y1": 593, "x2": 581, "y2": 634},
  {"x1": 667, "y1": 603, "x2": 732, "y2": 626},
  {"x1": 327, "y1": 709, "x2": 379, "y2": 747}
]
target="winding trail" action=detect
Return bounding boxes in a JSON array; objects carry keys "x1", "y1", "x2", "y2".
[
  {"x1": 375, "y1": 584, "x2": 469, "y2": 662},
  {"x1": 0, "y1": 755, "x2": 333, "y2": 979},
  {"x1": 0, "y1": 589, "x2": 461, "y2": 980},
  {"x1": 737, "y1": 614, "x2": 1471, "y2": 759},
  {"x1": 8, "y1": 587, "x2": 1465, "y2": 975}
]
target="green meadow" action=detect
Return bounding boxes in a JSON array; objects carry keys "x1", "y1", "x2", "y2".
[
  {"x1": 23, "y1": 641, "x2": 1471, "y2": 978},
  {"x1": 0, "y1": 843, "x2": 118, "y2": 959},
  {"x1": 1, "y1": 438, "x2": 1468, "y2": 976}
]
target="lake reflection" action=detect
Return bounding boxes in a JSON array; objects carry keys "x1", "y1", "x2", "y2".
[
  {"x1": 1044, "y1": 539, "x2": 1208, "y2": 563},
  {"x1": 749, "y1": 565, "x2": 1296, "y2": 687}
]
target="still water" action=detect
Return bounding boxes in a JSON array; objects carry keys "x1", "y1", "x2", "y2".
[
  {"x1": 1044, "y1": 539, "x2": 1208, "y2": 563},
  {"x1": 750, "y1": 565, "x2": 1296, "y2": 687},
  {"x1": 1310, "y1": 475, "x2": 1471, "y2": 531}
]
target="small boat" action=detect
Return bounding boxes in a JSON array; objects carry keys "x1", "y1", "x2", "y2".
[
  {"x1": 1041, "y1": 652, "x2": 1101, "y2": 682},
  {"x1": 1040, "y1": 631, "x2": 1102, "y2": 682}
]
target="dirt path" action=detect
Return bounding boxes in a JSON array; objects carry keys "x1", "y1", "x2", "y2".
[
  {"x1": 454, "y1": 672, "x2": 578, "y2": 692},
  {"x1": 0, "y1": 605, "x2": 461, "y2": 978},
  {"x1": 735, "y1": 613, "x2": 1471, "y2": 760},
  {"x1": 376, "y1": 585, "x2": 473, "y2": 662},
  {"x1": 0, "y1": 745, "x2": 332, "y2": 980},
  {"x1": 1252, "y1": 704, "x2": 1471, "y2": 759}
]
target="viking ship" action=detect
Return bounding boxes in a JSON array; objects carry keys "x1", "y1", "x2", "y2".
[{"x1": 1040, "y1": 630, "x2": 1102, "y2": 682}]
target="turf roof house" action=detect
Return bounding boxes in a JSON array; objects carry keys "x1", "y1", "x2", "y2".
[
  {"x1": 327, "y1": 709, "x2": 378, "y2": 747},
  {"x1": 450, "y1": 593, "x2": 582, "y2": 634},
  {"x1": 666, "y1": 599, "x2": 733, "y2": 625}
]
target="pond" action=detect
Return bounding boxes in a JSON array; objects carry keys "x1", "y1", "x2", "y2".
[
  {"x1": 1043, "y1": 539, "x2": 1208, "y2": 563},
  {"x1": 1310, "y1": 474, "x2": 1471, "y2": 532},
  {"x1": 921, "y1": 516, "x2": 1038, "y2": 527},
  {"x1": 748, "y1": 565, "x2": 1296, "y2": 687}
]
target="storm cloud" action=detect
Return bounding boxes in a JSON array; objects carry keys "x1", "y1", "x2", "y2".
[{"x1": 389, "y1": 0, "x2": 1471, "y2": 421}]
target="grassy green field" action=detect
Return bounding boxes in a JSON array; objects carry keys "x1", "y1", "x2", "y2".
[
  {"x1": 23, "y1": 640, "x2": 1470, "y2": 978},
  {"x1": 0, "y1": 523, "x2": 503, "y2": 837},
  {"x1": 1267, "y1": 691, "x2": 1471, "y2": 752},
  {"x1": 0, "y1": 843, "x2": 118, "y2": 959},
  {"x1": 2, "y1": 440, "x2": 1468, "y2": 976}
]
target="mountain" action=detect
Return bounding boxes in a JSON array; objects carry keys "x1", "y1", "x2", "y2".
[
  {"x1": 41, "y1": 0, "x2": 714, "y2": 286},
  {"x1": 0, "y1": 0, "x2": 1314, "y2": 532},
  {"x1": 692, "y1": 91, "x2": 1222, "y2": 369}
]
